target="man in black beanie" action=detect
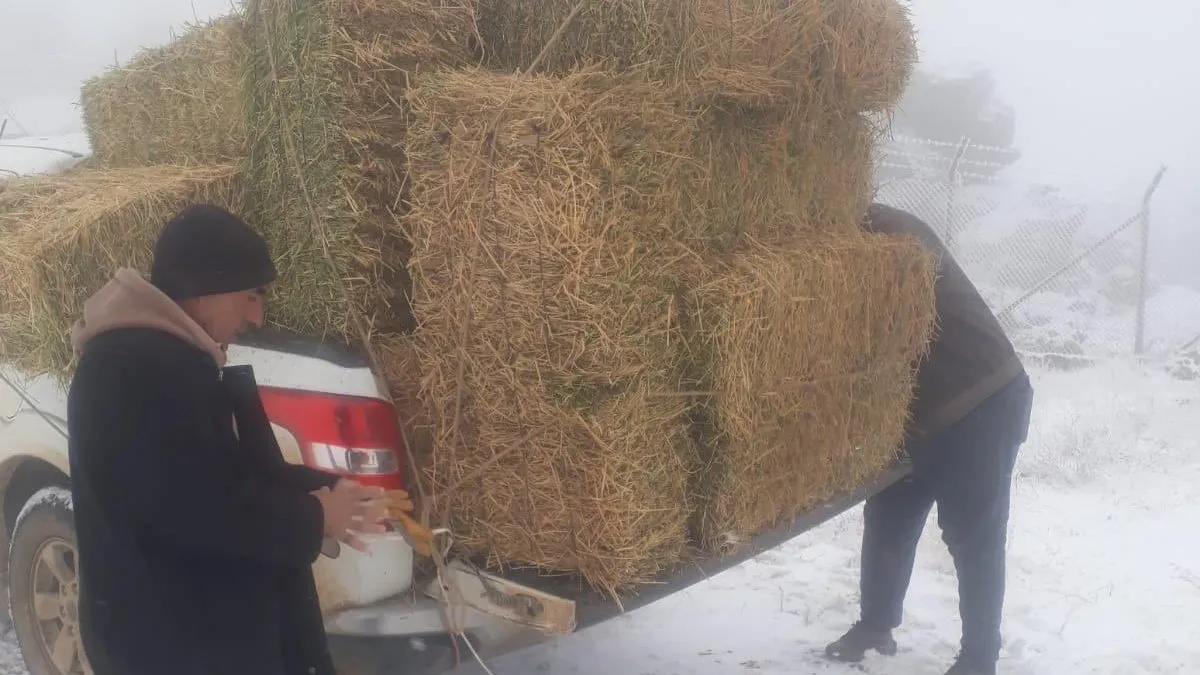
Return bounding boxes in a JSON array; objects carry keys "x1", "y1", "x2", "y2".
[
  {"x1": 147, "y1": 202, "x2": 280, "y2": 347},
  {"x1": 65, "y1": 204, "x2": 387, "y2": 675}
]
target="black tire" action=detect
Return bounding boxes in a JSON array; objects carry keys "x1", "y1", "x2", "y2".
[
  {"x1": 5, "y1": 489, "x2": 457, "y2": 675},
  {"x1": 8, "y1": 487, "x2": 91, "y2": 675}
]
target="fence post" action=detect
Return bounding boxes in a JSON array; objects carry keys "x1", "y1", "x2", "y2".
[
  {"x1": 1134, "y1": 165, "x2": 1168, "y2": 354},
  {"x1": 942, "y1": 136, "x2": 971, "y2": 252}
]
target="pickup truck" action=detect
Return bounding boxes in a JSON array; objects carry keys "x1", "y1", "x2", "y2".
[{"x1": 0, "y1": 326, "x2": 907, "y2": 675}]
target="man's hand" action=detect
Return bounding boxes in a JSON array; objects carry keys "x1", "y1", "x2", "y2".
[
  {"x1": 311, "y1": 479, "x2": 387, "y2": 552},
  {"x1": 333, "y1": 477, "x2": 385, "y2": 499}
]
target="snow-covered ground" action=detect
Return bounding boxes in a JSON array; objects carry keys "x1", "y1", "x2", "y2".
[
  {"x1": 0, "y1": 360, "x2": 1195, "y2": 674},
  {"x1": 448, "y1": 360, "x2": 1200, "y2": 675}
]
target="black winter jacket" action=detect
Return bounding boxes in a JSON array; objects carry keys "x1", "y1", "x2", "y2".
[{"x1": 66, "y1": 270, "x2": 339, "y2": 675}]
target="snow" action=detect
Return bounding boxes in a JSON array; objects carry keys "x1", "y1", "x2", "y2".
[
  {"x1": 447, "y1": 360, "x2": 1200, "y2": 675},
  {"x1": 0, "y1": 638, "x2": 27, "y2": 675},
  {"x1": 0, "y1": 133, "x2": 92, "y2": 180},
  {"x1": 11, "y1": 487, "x2": 72, "y2": 544},
  {"x1": 1142, "y1": 285, "x2": 1200, "y2": 354},
  {"x1": 0, "y1": 360, "x2": 1196, "y2": 674}
]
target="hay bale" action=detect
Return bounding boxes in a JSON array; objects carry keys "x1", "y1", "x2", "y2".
[
  {"x1": 687, "y1": 232, "x2": 937, "y2": 553},
  {"x1": 402, "y1": 69, "x2": 699, "y2": 594},
  {"x1": 473, "y1": 0, "x2": 916, "y2": 111},
  {"x1": 80, "y1": 16, "x2": 246, "y2": 167},
  {"x1": 0, "y1": 165, "x2": 242, "y2": 377},
  {"x1": 239, "y1": 0, "x2": 477, "y2": 341},
  {"x1": 679, "y1": 106, "x2": 882, "y2": 249}
]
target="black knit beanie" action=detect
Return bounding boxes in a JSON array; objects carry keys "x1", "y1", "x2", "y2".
[{"x1": 150, "y1": 204, "x2": 277, "y2": 301}]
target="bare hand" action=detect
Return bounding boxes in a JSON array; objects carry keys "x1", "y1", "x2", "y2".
[
  {"x1": 334, "y1": 477, "x2": 386, "y2": 500},
  {"x1": 312, "y1": 480, "x2": 388, "y2": 552}
]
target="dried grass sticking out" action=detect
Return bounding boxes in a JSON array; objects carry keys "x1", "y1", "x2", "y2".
[
  {"x1": 0, "y1": 165, "x2": 242, "y2": 378},
  {"x1": 473, "y1": 0, "x2": 916, "y2": 111},
  {"x1": 402, "y1": 69, "x2": 700, "y2": 595},
  {"x1": 240, "y1": 0, "x2": 477, "y2": 341},
  {"x1": 687, "y1": 232, "x2": 937, "y2": 553},
  {"x1": 80, "y1": 16, "x2": 246, "y2": 167},
  {"x1": 678, "y1": 106, "x2": 884, "y2": 250}
]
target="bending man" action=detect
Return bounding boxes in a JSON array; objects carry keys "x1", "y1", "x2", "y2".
[{"x1": 824, "y1": 204, "x2": 1034, "y2": 675}]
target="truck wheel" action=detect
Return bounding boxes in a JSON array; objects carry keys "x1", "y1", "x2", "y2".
[{"x1": 8, "y1": 488, "x2": 92, "y2": 675}]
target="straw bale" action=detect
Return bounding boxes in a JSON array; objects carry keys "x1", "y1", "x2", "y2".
[
  {"x1": 240, "y1": 0, "x2": 477, "y2": 342},
  {"x1": 402, "y1": 69, "x2": 699, "y2": 594},
  {"x1": 473, "y1": 0, "x2": 916, "y2": 111},
  {"x1": 0, "y1": 166, "x2": 242, "y2": 377},
  {"x1": 686, "y1": 232, "x2": 937, "y2": 553},
  {"x1": 678, "y1": 106, "x2": 882, "y2": 249},
  {"x1": 80, "y1": 16, "x2": 246, "y2": 167}
]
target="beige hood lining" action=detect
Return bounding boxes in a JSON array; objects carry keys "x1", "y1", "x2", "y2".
[{"x1": 71, "y1": 268, "x2": 227, "y2": 367}]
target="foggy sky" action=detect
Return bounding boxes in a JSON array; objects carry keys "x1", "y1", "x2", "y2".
[
  {"x1": 0, "y1": 0, "x2": 234, "y2": 133},
  {"x1": 2, "y1": 0, "x2": 1198, "y2": 279},
  {"x1": 911, "y1": 1, "x2": 1199, "y2": 200},
  {"x1": 907, "y1": 0, "x2": 1200, "y2": 283}
]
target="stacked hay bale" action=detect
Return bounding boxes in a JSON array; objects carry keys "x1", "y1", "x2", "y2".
[
  {"x1": 472, "y1": 0, "x2": 915, "y2": 113},
  {"x1": 398, "y1": 0, "x2": 931, "y2": 594},
  {"x1": 1, "y1": 16, "x2": 250, "y2": 379},
  {"x1": 0, "y1": 0, "x2": 937, "y2": 599},
  {"x1": 472, "y1": 0, "x2": 916, "y2": 247},
  {"x1": 232, "y1": 0, "x2": 932, "y2": 594},
  {"x1": 686, "y1": 236, "x2": 936, "y2": 552},
  {"x1": 402, "y1": 70, "x2": 701, "y2": 590},
  {"x1": 238, "y1": 0, "x2": 477, "y2": 338},
  {"x1": 0, "y1": 166, "x2": 241, "y2": 375},
  {"x1": 80, "y1": 17, "x2": 246, "y2": 166}
]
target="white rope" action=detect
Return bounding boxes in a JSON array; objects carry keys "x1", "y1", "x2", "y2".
[{"x1": 430, "y1": 528, "x2": 499, "y2": 675}]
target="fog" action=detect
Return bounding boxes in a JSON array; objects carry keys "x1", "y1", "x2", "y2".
[
  {"x1": 908, "y1": 0, "x2": 1200, "y2": 286},
  {"x1": 2, "y1": 0, "x2": 1198, "y2": 281},
  {"x1": 0, "y1": 0, "x2": 234, "y2": 132}
]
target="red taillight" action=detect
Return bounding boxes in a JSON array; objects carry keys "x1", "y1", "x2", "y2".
[{"x1": 258, "y1": 386, "x2": 407, "y2": 491}]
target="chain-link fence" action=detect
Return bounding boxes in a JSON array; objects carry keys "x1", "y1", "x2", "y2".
[{"x1": 874, "y1": 135, "x2": 1165, "y2": 363}]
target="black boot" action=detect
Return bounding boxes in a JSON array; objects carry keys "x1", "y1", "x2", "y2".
[
  {"x1": 823, "y1": 621, "x2": 898, "y2": 663},
  {"x1": 944, "y1": 653, "x2": 997, "y2": 675}
]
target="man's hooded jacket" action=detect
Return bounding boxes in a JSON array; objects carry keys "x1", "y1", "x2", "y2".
[{"x1": 68, "y1": 269, "x2": 339, "y2": 675}]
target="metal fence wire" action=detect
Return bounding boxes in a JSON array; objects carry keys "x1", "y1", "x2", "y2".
[{"x1": 873, "y1": 135, "x2": 1165, "y2": 360}]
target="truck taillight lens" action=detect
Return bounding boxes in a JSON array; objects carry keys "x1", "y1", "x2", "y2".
[{"x1": 258, "y1": 387, "x2": 407, "y2": 491}]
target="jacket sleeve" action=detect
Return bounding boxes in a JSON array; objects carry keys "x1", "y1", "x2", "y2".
[
  {"x1": 222, "y1": 364, "x2": 342, "y2": 494},
  {"x1": 278, "y1": 564, "x2": 337, "y2": 675},
  {"x1": 81, "y1": 356, "x2": 328, "y2": 566}
]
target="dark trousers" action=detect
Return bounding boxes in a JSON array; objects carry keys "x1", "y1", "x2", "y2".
[{"x1": 859, "y1": 373, "x2": 1033, "y2": 666}]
